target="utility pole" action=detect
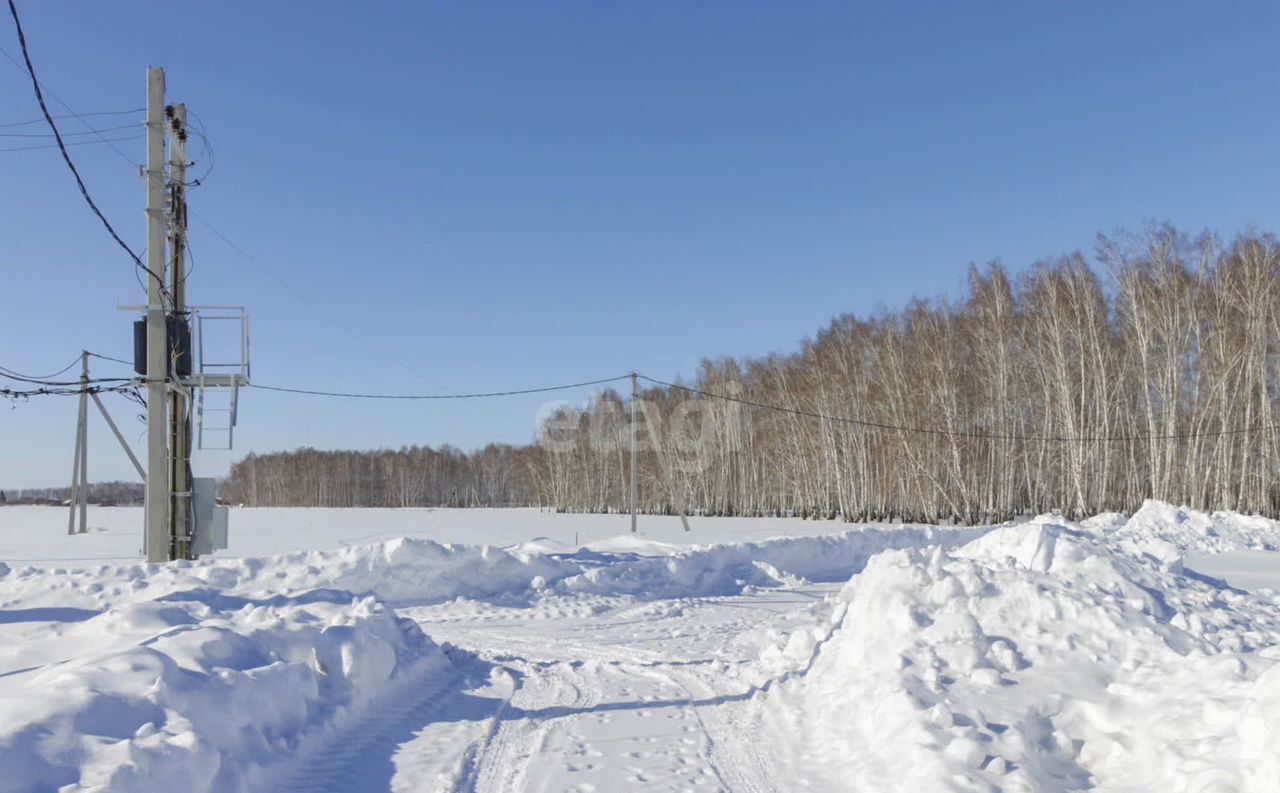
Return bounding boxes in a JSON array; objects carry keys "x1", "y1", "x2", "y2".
[
  {"x1": 144, "y1": 67, "x2": 169, "y2": 563},
  {"x1": 66, "y1": 376, "x2": 81, "y2": 534},
  {"x1": 167, "y1": 103, "x2": 191, "y2": 560},
  {"x1": 67, "y1": 350, "x2": 88, "y2": 535},
  {"x1": 67, "y1": 351, "x2": 148, "y2": 535},
  {"x1": 76, "y1": 351, "x2": 88, "y2": 533},
  {"x1": 630, "y1": 372, "x2": 638, "y2": 533}
]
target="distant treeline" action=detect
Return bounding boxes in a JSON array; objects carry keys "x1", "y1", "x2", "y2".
[
  {"x1": 1, "y1": 481, "x2": 144, "y2": 505},
  {"x1": 223, "y1": 444, "x2": 543, "y2": 508},
  {"x1": 225, "y1": 227, "x2": 1280, "y2": 522}
]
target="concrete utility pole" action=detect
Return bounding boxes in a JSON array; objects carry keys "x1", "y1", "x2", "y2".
[
  {"x1": 168, "y1": 103, "x2": 191, "y2": 560},
  {"x1": 144, "y1": 67, "x2": 169, "y2": 563},
  {"x1": 67, "y1": 351, "x2": 88, "y2": 535},
  {"x1": 631, "y1": 372, "x2": 639, "y2": 533},
  {"x1": 65, "y1": 350, "x2": 149, "y2": 534}
]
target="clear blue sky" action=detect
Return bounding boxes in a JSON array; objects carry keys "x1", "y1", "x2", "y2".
[{"x1": 2, "y1": 1, "x2": 1277, "y2": 489}]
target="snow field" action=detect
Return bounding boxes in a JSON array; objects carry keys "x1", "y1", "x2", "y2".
[
  {"x1": 0, "y1": 501, "x2": 1278, "y2": 791},
  {"x1": 0, "y1": 506, "x2": 886, "y2": 567}
]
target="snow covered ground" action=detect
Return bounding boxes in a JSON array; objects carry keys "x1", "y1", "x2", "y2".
[
  {"x1": 0, "y1": 506, "x2": 873, "y2": 566},
  {"x1": 1, "y1": 502, "x2": 1278, "y2": 792}
]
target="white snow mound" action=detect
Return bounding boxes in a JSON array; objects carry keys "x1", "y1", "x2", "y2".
[
  {"x1": 558, "y1": 524, "x2": 989, "y2": 598},
  {"x1": 0, "y1": 587, "x2": 451, "y2": 793},
  {"x1": 766, "y1": 518, "x2": 1280, "y2": 792},
  {"x1": 1115, "y1": 499, "x2": 1280, "y2": 553}
]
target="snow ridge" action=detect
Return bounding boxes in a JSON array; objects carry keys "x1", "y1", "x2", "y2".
[
  {"x1": 759, "y1": 517, "x2": 1280, "y2": 792},
  {"x1": 0, "y1": 592, "x2": 452, "y2": 793},
  {"x1": 1114, "y1": 499, "x2": 1280, "y2": 553}
]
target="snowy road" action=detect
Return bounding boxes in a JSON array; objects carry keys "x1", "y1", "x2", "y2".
[{"x1": 278, "y1": 586, "x2": 836, "y2": 793}]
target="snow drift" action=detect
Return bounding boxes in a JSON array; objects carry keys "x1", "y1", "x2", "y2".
[
  {"x1": 0, "y1": 539, "x2": 569, "y2": 792},
  {"x1": 0, "y1": 590, "x2": 451, "y2": 793},
  {"x1": 556, "y1": 524, "x2": 991, "y2": 598},
  {"x1": 758, "y1": 512, "x2": 1280, "y2": 792},
  {"x1": 1113, "y1": 499, "x2": 1280, "y2": 553}
]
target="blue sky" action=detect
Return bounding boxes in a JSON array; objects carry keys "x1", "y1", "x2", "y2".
[{"x1": 2, "y1": 1, "x2": 1278, "y2": 489}]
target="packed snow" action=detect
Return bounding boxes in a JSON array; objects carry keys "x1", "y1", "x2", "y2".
[{"x1": 1, "y1": 502, "x2": 1278, "y2": 792}]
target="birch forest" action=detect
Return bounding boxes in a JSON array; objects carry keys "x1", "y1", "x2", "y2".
[{"x1": 225, "y1": 227, "x2": 1280, "y2": 522}]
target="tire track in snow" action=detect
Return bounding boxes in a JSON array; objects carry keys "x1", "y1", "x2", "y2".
[
  {"x1": 663, "y1": 665, "x2": 782, "y2": 793},
  {"x1": 267, "y1": 582, "x2": 837, "y2": 792},
  {"x1": 451, "y1": 666, "x2": 521, "y2": 793},
  {"x1": 467, "y1": 660, "x2": 598, "y2": 793},
  {"x1": 271, "y1": 659, "x2": 470, "y2": 793}
]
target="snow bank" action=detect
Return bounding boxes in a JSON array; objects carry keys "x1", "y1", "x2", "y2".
[
  {"x1": 557, "y1": 525, "x2": 990, "y2": 599},
  {"x1": 0, "y1": 538, "x2": 577, "y2": 615},
  {"x1": 0, "y1": 588, "x2": 451, "y2": 793},
  {"x1": 1114, "y1": 499, "x2": 1280, "y2": 553},
  {"x1": 220, "y1": 537, "x2": 579, "y2": 604},
  {"x1": 4, "y1": 524, "x2": 965, "y2": 616},
  {"x1": 0, "y1": 539, "x2": 582, "y2": 791},
  {"x1": 762, "y1": 516, "x2": 1280, "y2": 792}
]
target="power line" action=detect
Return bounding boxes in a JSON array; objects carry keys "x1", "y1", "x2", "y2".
[
  {"x1": 0, "y1": 354, "x2": 139, "y2": 402},
  {"x1": 0, "y1": 353, "x2": 83, "y2": 380},
  {"x1": 12, "y1": 346, "x2": 1277, "y2": 445},
  {"x1": 0, "y1": 367, "x2": 139, "y2": 399},
  {"x1": 190, "y1": 208, "x2": 458, "y2": 392},
  {"x1": 4, "y1": 0, "x2": 165, "y2": 293},
  {"x1": 2, "y1": 384, "x2": 133, "y2": 399},
  {"x1": 250, "y1": 375, "x2": 631, "y2": 400},
  {"x1": 176, "y1": 236, "x2": 196, "y2": 289},
  {"x1": 0, "y1": 369, "x2": 135, "y2": 387},
  {"x1": 0, "y1": 121, "x2": 139, "y2": 137},
  {"x1": 0, "y1": 48, "x2": 141, "y2": 167},
  {"x1": 639, "y1": 375, "x2": 1280, "y2": 444},
  {"x1": 85, "y1": 351, "x2": 134, "y2": 367},
  {"x1": 0, "y1": 107, "x2": 143, "y2": 129},
  {"x1": 183, "y1": 108, "x2": 214, "y2": 185},
  {"x1": 190, "y1": 208, "x2": 251, "y2": 257},
  {"x1": 0, "y1": 132, "x2": 143, "y2": 153}
]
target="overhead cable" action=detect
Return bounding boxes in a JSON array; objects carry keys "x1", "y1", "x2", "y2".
[
  {"x1": 250, "y1": 375, "x2": 631, "y2": 400},
  {"x1": 0, "y1": 369, "x2": 135, "y2": 387},
  {"x1": 0, "y1": 353, "x2": 84, "y2": 380},
  {"x1": 86, "y1": 351, "x2": 135, "y2": 368},
  {"x1": 12, "y1": 353, "x2": 1276, "y2": 446},
  {"x1": 2, "y1": 384, "x2": 131, "y2": 398},
  {"x1": 0, "y1": 108, "x2": 143, "y2": 129},
  {"x1": 0, "y1": 132, "x2": 142, "y2": 153},
  {"x1": 0, "y1": 121, "x2": 139, "y2": 138},
  {"x1": 0, "y1": 49, "x2": 141, "y2": 167},
  {"x1": 4, "y1": 0, "x2": 165, "y2": 292}
]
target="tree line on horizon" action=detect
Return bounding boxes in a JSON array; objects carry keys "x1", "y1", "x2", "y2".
[
  {"x1": 0, "y1": 481, "x2": 144, "y2": 506},
  {"x1": 224, "y1": 226, "x2": 1280, "y2": 523}
]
